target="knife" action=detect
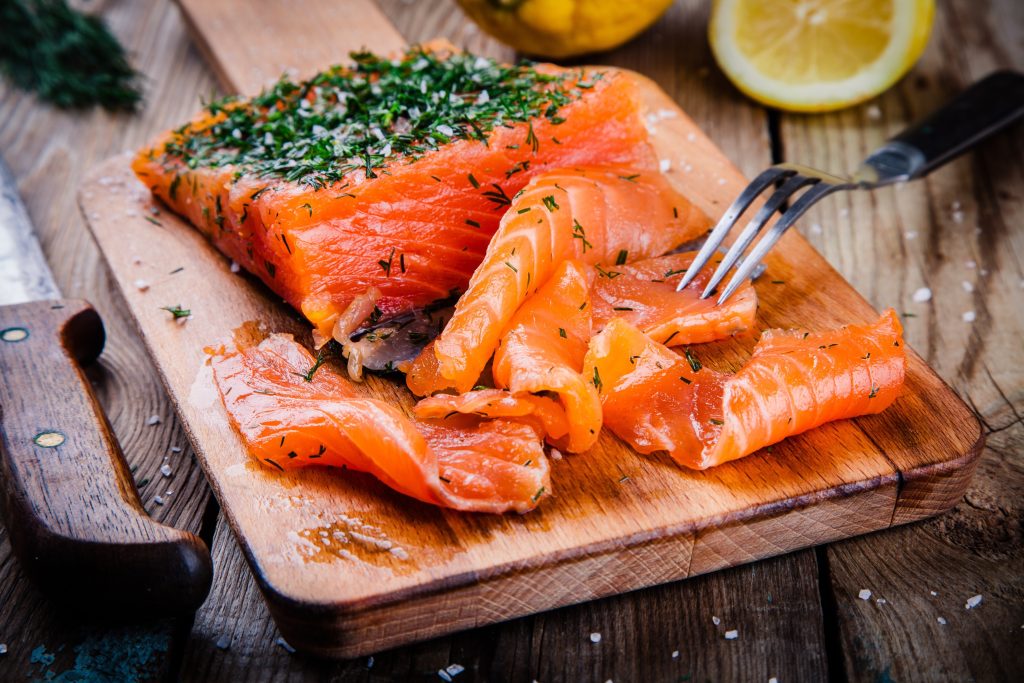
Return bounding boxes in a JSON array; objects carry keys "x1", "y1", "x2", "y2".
[{"x1": 0, "y1": 157, "x2": 212, "y2": 614}]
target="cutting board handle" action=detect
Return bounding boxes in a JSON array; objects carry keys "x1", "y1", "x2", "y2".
[{"x1": 0, "y1": 300, "x2": 212, "y2": 614}]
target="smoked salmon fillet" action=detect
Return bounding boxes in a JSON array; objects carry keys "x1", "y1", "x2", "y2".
[
  {"x1": 584, "y1": 310, "x2": 905, "y2": 469},
  {"x1": 134, "y1": 47, "x2": 659, "y2": 343},
  {"x1": 209, "y1": 332, "x2": 550, "y2": 513},
  {"x1": 415, "y1": 166, "x2": 710, "y2": 394}
]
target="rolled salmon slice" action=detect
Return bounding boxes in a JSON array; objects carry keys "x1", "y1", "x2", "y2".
[
  {"x1": 423, "y1": 166, "x2": 711, "y2": 394},
  {"x1": 209, "y1": 333, "x2": 550, "y2": 513},
  {"x1": 585, "y1": 310, "x2": 905, "y2": 469}
]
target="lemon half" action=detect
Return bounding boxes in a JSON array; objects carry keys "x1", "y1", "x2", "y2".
[{"x1": 710, "y1": 0, "x2": 935, "y2": 112}]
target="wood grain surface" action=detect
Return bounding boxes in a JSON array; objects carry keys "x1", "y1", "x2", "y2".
[
  {"x1": 77, "y1": 0, "x2": 980, "y2": 659},
  {"x1": 0, "y1": 0, "x2": 1019, "y2": 680}
]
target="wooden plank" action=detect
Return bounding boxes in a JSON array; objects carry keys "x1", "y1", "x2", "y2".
[
  {"x1": 77, "y1": 0, "x2": 979, "y2": 659},
  {"x1": 0, "y1": 0, "x2": 217, "y2": 679},
  {"x1": 175, "y1": 0, "x2": 405, "y2": 95},
  {"x1": 777, "y1": 0, "x2": 1024, "y2": 679}
]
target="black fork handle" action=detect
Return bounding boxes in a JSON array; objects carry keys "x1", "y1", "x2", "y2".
[{"x1": 863, "y1": 70, "x2": 1024, "y2": 183}]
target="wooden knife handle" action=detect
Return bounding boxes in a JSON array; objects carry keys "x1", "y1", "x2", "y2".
[{"x1": 0, "y1": 300, "x2": 212, "y2": 614}]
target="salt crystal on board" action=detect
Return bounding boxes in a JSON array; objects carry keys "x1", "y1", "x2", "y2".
[
  {"x1": 215, "y1": 635, "x2": 231, "y2": 650},
  {"x1": 724, "y1": 630, "x2": 738, "y2": 640},
  {"x1": 962, "y1": 311, "x2": 976, "y2": 323},
  {"x1": 0, "y1": 643, "x2": 7, "y2": 656},
  {"x1": 590, "y1": 632, "x2": 602, "y2": 643},
  {"x1": 937, "y1": 617, "x2": 947, "y2": 625},
  {"x1": 146, "y1": 415, "x2": 160, "y2": 426},
  {"x1": 160, "y1": 464, "x2": 172, "y2": 478},
  {"x1": 275, "y1": 637, "x2": 296, "y2": 653},
  {"x1": 912, "y1": 287, "x2": 932, "y2": 303},
  {"x1": 154, "y1": 496, "x2": 164, "y2": 506},
  {"x1": 905, "y1": 230, "x2": 918, "y2": 240},
  {"x1": 438, "y1": 670, "x2": 452, "y2": 682},
  {"x1": 866, "y1": 105, "x2": 882, "y2": 120},
  {"x1": 171, "y1": 446, "x2": 182, "y2": 453},
  {"x1": 962, "y1": 281, "x2": 974, "y2": 292},
  {"x1": 769, "y1": 678, "x2": 778, "y2": 683},
  {"x1": 858, "y1": 589, "x2": 872, "y2": 600},
  {"x1": 712, "y1": 616, "x2": 721, "y2": 625},
  {"x1": 230, "y1": 261, "x2": 241, "y2": 274},
  {"x1": 965, "y1": 594, "x2": 983, "y2": 609},
  {"x1": 966, "y1": 260, "x2": 977, "y2": 269},
  {"x1": 367, "y1": 656, "x2": 374, "y2": 668},
  {"x1": 877, "y1": 598, "x2": 887, "y2": 605},
  {"x1": 660, "y1": 159, "x2": 672, "y2": 173},
  {"x1": 672, "y1": 650, "x2": 680, "y2": 659},
  {"x1": 446, "y1": 663, "x2": 465, "y2": 677},
  {"x1": 811, "y1": 223, "x2": 823, "y2": 234},
  {"x1": 134, "y1": 279, "x2": 150, "y2": 292},
  {"x1": 931, "y1": 591, "x2": 938, "y2": 596}
]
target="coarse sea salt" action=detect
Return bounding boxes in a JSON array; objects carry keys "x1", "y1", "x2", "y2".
[
  {"x1": 858, "y1": 589, "x2": 872, "y2": 600},
  {"x1": 215, "y1": 635, "x2": 231, "y2": 650},
  {"x1": 937, "y1": 617, "x2": 947, "y2": 625},
  {"x1": 276, "y1": 637, "x2": 296, "y2": 654},
  {"x1": 712, "y1": 616, "x2": 721, "y2": 625},
  {"x1": 724, "y1": 630, "x2": 738, "y2": 640},
  {"x1": 146, "y1": 415, "x2": 161, "y2": 426},
  {"x1": 912, "y1": 287, "x2": 932, "y2": 303},
  {"x1": 769, "y1": 678, "x2": 778, "y2": 683},
  {"x1": 367, "y1": 656, "x2": 374, "y2": 668},
  {"x1": 962, "y1": 311, "x2": 976, "y2": 323},
  {"x1": 965, "y1": 594, "x2": 983, "y2": 609},
  {"x1": 134, "y1": 279, "x2": 150, "y2": 292},
  {"x1": 962, "y1": 281, "x2": 974, "y2": 292},
  {"x1": 160, "y1": 464, "x2": 173, "y2": 478},
  {"x1": 230, "y1": 261, "x2": 241, "y2": 274},
  {"x1": 446, "y1": 663, "x2": 465, "y2": 677},
  {"x1": 0, "y1": 643, "x2": 7, "y2": 656},
  {"x1": 659, "y1": 159, "x2": 672, "y2": 173},
  {"x1": 672, "y1": 650, "x2": 680, "y2": 659},
  {"x1": 590, "y1": 632, "x2": 602, "y2": 643}
]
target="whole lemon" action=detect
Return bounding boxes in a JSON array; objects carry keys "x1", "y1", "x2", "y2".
[{"x1": 456, "y1": 0, "x2": 674, "y2": 59}]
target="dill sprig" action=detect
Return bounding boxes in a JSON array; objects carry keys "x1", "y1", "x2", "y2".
[
  {"x1": 0, "y1": 0, "x2": 142, "y2": 110},
  {"x1": 160, "y1": 47, "x2": 588, "y2": 189}
]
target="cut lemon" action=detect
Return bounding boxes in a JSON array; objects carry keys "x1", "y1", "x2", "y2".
[{"x1": 710, "y1": 0, "x2": 934, "y2": 112}]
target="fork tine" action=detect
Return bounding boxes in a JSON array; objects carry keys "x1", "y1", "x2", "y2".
[
  {"x1": 700, "y1": 173, "x2": 818, "y2": 298},
  {"x1": 715, "y1": 182, "x2": 840, "y2": 304},
  {"x1": 675, "y1": 166, "x2": 795, "y2": 291}
]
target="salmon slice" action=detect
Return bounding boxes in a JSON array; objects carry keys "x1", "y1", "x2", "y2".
[
  {"x1": 421, "y1": 166, "x2": 710, "y2": 394},
  {"x1": 492, "y1": 259, "x2": 602, "y2": 452},
  {"x1": 134, "y1": 47, "x2": 658, "y2": 343},
  {"x1": 591, "y1": 251, "x2": 757, "y2": 345},
  {"x1": 209, "y1": 333, "x2": 550, "y2": 513},
  {"x1": 585, "y1": 310, "x2": 905, "y2": 469}
]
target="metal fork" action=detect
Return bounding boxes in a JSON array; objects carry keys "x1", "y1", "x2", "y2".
[{"x1": 679, "y1": 70, "x2": 1024, "y2": 304}]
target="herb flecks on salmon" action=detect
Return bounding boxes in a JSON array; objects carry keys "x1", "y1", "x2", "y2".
[{"x1": 159, "y1": 48, "x2": 584, "y2": 189}]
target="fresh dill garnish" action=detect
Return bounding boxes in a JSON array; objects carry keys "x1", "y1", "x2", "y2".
[
  {"x1": 541, "y1": 195, "x2": 559, "y2": 212},
  {"x1": 505, "y1": 261, "x2": 518, "y2": 273},
  {"x1": 709, "y1": 418, "x2": 724, "y2": 426},
  {"x1": 615, "y1": 249, "x2": 628, "y2": 266},
  {"x1": 294, "y1": 348, "x2": 327, "y2": 382},
  {"x1": 378, "y1": 247, "x2": 396, "y2": 276},
  {"x1": 0, "y1": 0, "x2": 143, "y2": 110},
  {"x1": 532, "y1": 486, "x2": 545, "y2": 503},
  {"x1": 482, "y1": 183, "x2": 513, "y2": 208},
  {"x1": 592, "y1": 366, "x2": 603, "y2": 392},
  {"x1": 517, "y1": 207, "x2": 531, "y2": 214},
  {"x1": 684, "y1": 348, "x2": 702, "y2": 372},
  {"x1": 160, "y1": 305, "x2": 190, "y2": 319},
  {"x1": 559, "y1": 327, "x2": 567, "y2": 338},
  {"x1": 868, "y1": 386, "x2": 879, "y2": 398},
  {"x1": 595, "y1": 264, "x2": 621, "y2": 279},
  {"x1": 466, "y1": 218, "x2": 480, "y2": 228},
  {"x1": 572, "y1": 219, "x2": 592, "y2": 253},
  {"x1": 160, "y1": 47, "x2": 581, "y2": 189},
  {"x1": 467, "y1": 173, "x2": 480, "y2": 189},
  {"x1": 618, "y1": 173, "x2": 640, "y2": 182}
]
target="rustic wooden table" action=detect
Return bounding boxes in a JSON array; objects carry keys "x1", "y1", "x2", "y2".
[{"x1": 1, "y1": 0, "x2": 1021, "y2": 680}]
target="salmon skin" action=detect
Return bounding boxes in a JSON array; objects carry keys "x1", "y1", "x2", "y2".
[
  {"x1": 584, "y1": 310, "x2": 906, "y2": 469},
  {"x1": 134, "y1": 47, "x2": 658, "y2": 343},
  {"x1": 412, "y1": 166, "x2": 711, "y2": 394},
  {"x1": 209, "y1": 332, "x2": 550, "y2": 513}
]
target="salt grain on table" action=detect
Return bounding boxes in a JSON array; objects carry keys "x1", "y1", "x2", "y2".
[
  {"x1": 938, "y1": 617, "x2": 947, "y2": 625},
  {"x1": 659, "y1": 159, "x2": 672, "y2": 173},
  {"x1": 965, "y1": 594, "x2": 983, "y2": 609},
  {"x1": 146, "y1": 415, "x2": 161, "y2": 426},
  {"x1": 672, "y1": 650, "x2": 679, "y2": 659},
  {"x1": 438, "y1": 671, "x2": 452, "y2": 682},
  {"x1": 724, "y1": 630, "x2": 738, "y2": 640},
  {"x1": 930, "y1": 591, "x2": 938, "y2": 596},
  {"x1": 134, "y1": 279, "x2": 150, "y2": 292},
  {"x1": 367, "y1": 656, "x2": 374, "y2": 668},
  {"x1": 446, "y1": 663, "x2": 465, "y2": 677},
  {"x1": 215, "y1": 635, "x2": 231, "y2": 650},
  {"x1": 905, "y1": 230, "x2": 918, "y2": 240},
  {"x1": 912, "y1": 287, "x2": 932, "y2": 303},
  {"x1": 0, "y1": 643, "x2": 6, "y2": 656},
  {"x1": 712, "y1": 616, "x2": 721, "y2": 625},
  {"x1": 171, "y1": 446, "x2": 182, "y2": 453},
  {"x1": 769, "y1": 678, "x2": 778, "y2": 683},
  {"x1": 858, "y1": 589, "x2": 872, "y2": 600},
  {"x1": 962, "y1": 311, "x2": 976, "y2": 323},
  {"x1": 160, "y1": 464, "x2": 173, "y2": 477},
  {"x1": 230, "y1": 261, "x2": 241, "y2": 273},
  {"x1": 877, "y1": 598, "x2": 887, "y2": 605},
  {"x1": 962, "y1": 281, "x2": 974, "y2": 292},
  {"x1": 810, "y1": 222, "x2": 823, "y2": 234},
  {"x1": 590, "y1": 632, "x2": 602, "y2": 643},
  {"x1": 275, "y1": 637, "x2": 296, "y2": 653},
  {"x1": 154, "y1": 496, "x2": 164, "y2": 505}
]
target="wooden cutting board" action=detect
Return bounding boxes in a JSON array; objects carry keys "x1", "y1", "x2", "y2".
[{"x1": 77, "y1": 0, "x2": 982, "y2": 658}]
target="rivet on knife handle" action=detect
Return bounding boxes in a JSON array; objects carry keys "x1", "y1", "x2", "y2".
[{"x1": 0, "y1": 299, "x2": 212, "y2": 614}]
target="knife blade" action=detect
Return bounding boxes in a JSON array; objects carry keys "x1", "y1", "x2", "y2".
[{"x1": 0, "y1": 156, "x2": 211, "y2": 614}]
